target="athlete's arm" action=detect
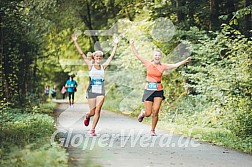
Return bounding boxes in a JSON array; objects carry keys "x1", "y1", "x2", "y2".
[
  {"x1": 65, "y1": 81, "x2": 69, "y2": 88},
  {"x1": 103, "y1": 38, "x2": 119, "y2": 69},
  {"x1": 71, "y1": 34, "x2": 92, "y2": 69},
  {"x1": 164, "y1": 57, "x2": 192, "y2": 70},
  {"x1": 130, "y1": 39, "x2": 148, "y2": 64}
]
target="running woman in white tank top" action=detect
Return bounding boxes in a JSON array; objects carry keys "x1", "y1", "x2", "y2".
[{"x1": 71, "y1": 34, "x2": 119, "y2": 136}]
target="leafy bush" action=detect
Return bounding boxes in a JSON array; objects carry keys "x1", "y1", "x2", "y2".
[
  {"x1": 1, "y1": 143, "x2": 68, "y2": 167},
  {"x1": 1, "y1": 109, "x2": 54, "y2": 145},
  {"x1": 158, "y1": 26, "x2": 250, "y2": 139},
  {"x1": 0, "y1": 103, "x2": 69, "y2": 166}
]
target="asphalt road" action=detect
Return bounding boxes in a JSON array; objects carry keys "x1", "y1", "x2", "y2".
[{"x1": 53, "y1": 102, "x2": 252, "y2": 167}]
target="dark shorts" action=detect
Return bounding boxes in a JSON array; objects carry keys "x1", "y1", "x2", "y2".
[{"x1": 142, "y1": 90, "x2": 165, "y2": 102}]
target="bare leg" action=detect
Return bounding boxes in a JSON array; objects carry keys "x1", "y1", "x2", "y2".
[
  {"x1": 91, "y1": 96, "x2": 105, "y2": 130},
  {"x1": 143, "y1": 101, "x2": 153, "y2": 117},
  {"x1": 87, "y1": 98, "x2": 96, "y2": 117},
  {"x1": 151, "y1": 97, "x2": 162, "y2": 131}
]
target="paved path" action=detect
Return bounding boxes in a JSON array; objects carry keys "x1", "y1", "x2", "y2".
[{"x1": 53, "y1": 102, "x2": 252, "y2": 167}]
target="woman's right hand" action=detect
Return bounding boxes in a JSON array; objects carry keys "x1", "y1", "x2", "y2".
[{"x1": 71, "y1": 34, "x2": 77, "y2": 41}]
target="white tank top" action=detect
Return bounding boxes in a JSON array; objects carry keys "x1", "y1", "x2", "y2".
[{"x1": 89, "y1": 64, "x2": 105, "y2": 80}]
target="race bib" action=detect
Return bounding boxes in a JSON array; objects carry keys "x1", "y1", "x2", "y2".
[
  {"x1": 147, "y1": 82, "x2": 158, "y2": 90},
  {"x1": 91, "y1": 79, "x2": 103, "y2": 93},
  {"x1": 91, "y1": 79, "x2": 103, "y2": 86}
]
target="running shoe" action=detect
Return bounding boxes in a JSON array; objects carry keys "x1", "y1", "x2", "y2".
[
  {"x1": 84, "y1": 113, "x2": 90, "y2": 126},
  {"x1": 151, "y1": 129, "x2": 156, "y2": 136},
  {"x1": 138, "y1": 110, "x2": 145, "y2": 122},
  {"x1": 90, "y1": 129, "x2": 96, "y2": 136}
]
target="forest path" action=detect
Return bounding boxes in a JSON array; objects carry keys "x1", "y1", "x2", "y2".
[{"x1": 53, "y1": 102, "x2": 252, "y2": 167}]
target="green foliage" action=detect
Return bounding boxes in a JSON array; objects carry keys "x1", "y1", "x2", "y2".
[
  {"x1": 0, "y1": 103, "x2": 68, "y2": 166},
  {"x1": 159, "y1": 122, "x2": 252, "y2": 153},
  {"x1": 102, "y1": 13, "x2": 251, "y2": 153},
  {"x1": 0, "y1": 109, "x2": 55, "y2": 150},
  {"x1": 1, "y1": 0, "x2": 63, "y2": 105},
  {"x1": 163, "y1": 25, "x2": 252, "y2": 138},
  {"x1": 149, "y1": 0, "x2": 251, "y2": 35},
  {"x1": 38, "y1": 101, "x2": 58, "y2": 114},
  {"x1": 1, "y1": 143, "x2": 68, "y2": 167},
  {"x1": 1, "y1": 0, "x2": 251, "y2": 156}
]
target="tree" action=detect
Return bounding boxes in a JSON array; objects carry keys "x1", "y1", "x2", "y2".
[
  {"x1": 1, "y1": 0, "x2": 60, "y2": 105},
  {"x1": 176, "y1": 0, "x2": 186, "y2": 23},
  {"x1": 209, "y1": 0, "x2": 220, "y2": 30}
]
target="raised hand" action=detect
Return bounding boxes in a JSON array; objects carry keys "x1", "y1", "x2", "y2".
[
  {"x1": 114, "y1": 37, "x2": 119, "y2": 45},
  {"x1": 71, "y1": 34, "x2": 77, "y2": 41},
  {"x1": 129, "y1": 39, "x2": 135, "y2": 45},
  {"x1": 185, "y1": 57, "x2": 192, "y2": 63}
]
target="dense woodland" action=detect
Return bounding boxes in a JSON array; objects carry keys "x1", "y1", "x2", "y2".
[{"x1": 0, "y1": 0, "x2": 252, "y2": 165}]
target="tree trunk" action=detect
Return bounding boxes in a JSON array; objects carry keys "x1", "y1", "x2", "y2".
[
  {"x1": 0, "y1": 13, "x2": 4, "y2": 101},
  {"x1": 225, "y1": 0, "x2": 236, "y2": 19},
  {"x1": 176, "y1": 0, "x2": 186, "y2": 23},
  {"x1": 110, "y1": 0, "x2": 116, "y2": 18},
  {"x1": 209, "y1": 0, "x2": 220, "y2": 30},
  {"x1": 244, "y1": 0, "x2": 252, "y2": 36},
  {"x1": 81, "y1": 0, "x2": 102, "y2": 51}
]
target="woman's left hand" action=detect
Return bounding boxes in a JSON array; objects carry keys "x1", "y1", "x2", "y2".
[
  {"x1": 71, "y1": 34, "x2": 77, "y2": 41},
  {"x1": 114, "y1": 37, "x2": 119, "y2": 45},
  {"x1": 185, "y1": 57, "x2": 192, "y2": 63}
]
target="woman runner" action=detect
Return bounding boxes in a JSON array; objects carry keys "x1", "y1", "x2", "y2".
[
  {"x1": 71, "y1": 34, "x2": 119, "y2": 136},
  {"x1": 130, "y1": 39, "x2": 192, "y2": 136}
]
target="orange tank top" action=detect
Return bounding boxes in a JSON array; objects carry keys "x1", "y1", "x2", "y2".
[{"x1": 144, "y1": 61, "x2": 169, "y2": 90}]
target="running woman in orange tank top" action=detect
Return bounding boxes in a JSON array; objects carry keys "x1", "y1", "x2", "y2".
[{"x1": 130, "y1": 39, "x2": 192, "y2": 136}]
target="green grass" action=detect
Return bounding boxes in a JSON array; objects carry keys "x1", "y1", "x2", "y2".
[
  {"x1": 39, "y1": 101, "x2": 58, "y2": 114},
  {"x1": 0, "y1": 102, "x2": 68, "y2": 166},
  {"x1": 155, "y1": 120, "x2": 252, "y2": 154}
]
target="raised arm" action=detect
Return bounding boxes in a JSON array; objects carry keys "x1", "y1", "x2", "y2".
[
  {"x1": 71, "y1": 34, "x2": 92, "y2": 68},
  {"x1": 164, "y1": 57, "x2": 192, "y2": 70},
  {"x1": 103, "y1": 38, "x2": 119, "y2": 69},
  {"x1": 130, "y1": 39, "x2": 148, "y2": 64}
]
